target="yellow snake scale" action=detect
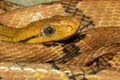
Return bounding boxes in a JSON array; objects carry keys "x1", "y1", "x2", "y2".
[{"x1": 0, "y1": 0, "x2": 120, "y2": 80}]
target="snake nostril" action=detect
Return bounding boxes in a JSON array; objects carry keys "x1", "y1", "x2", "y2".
[{"x1": 66, "y1": 26, "x2": 73, "y2": 32}]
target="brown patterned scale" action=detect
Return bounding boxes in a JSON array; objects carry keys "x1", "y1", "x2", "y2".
[
  {"x1": 0, "y1": 27, "x2": 120, "y2": 80},
  {"x1": 0, "y1": 0, "x2": 120, "y2": 80}
]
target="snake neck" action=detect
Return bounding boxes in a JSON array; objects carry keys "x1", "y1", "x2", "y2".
[{"x1": 0, "y1": 25, "x2": 20, "y2": 42}]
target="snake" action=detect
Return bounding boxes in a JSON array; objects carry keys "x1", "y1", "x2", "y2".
[{"x1": 0, "y1": 0, "x2": 120, "y2": 80}]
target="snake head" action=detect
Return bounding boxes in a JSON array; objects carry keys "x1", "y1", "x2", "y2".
[{"x1": 15, "y1": 15, "x2": 81, "y2": 43}]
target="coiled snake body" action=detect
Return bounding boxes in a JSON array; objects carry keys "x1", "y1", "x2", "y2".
[{"x1": 0, "y1": 0, "x2": 120, "y2": 80}]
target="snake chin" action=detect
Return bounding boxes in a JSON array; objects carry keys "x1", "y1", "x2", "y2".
[{"x1": 58, "y1": 33, "x2": 86, "y2": 43}]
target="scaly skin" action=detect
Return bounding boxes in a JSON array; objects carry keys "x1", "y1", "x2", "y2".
[
  {"x1": 67, "y1": 27, "x2": 120, "y2": 66},
  {"x1": 0, "y1": 0, "x2": 119, "y2": 28},
  {"x1": 0, "y1": 62, "x2": 120, "y2": 80},
  {"x1": 0, "y1": 15, "x2": 80, "y2": 43},
  {"x1": 0, "y1": 0, "x2": 120, "y2": 80},
  {"x1": 0, "y1": 27, "x2": 120, "y2": 80},
  {"x1": 0, "y1": 0, "x2": 23, "y2": 13}
]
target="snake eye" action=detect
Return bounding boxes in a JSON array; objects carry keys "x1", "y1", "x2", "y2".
[{"x1": 42, "y1": 25, "x2": 56, "y2": 37}]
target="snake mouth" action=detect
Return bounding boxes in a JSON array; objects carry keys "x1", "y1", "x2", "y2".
[
  {"x1": 58, "y1": 33, "x2": 86, "y2": 43},
  {"x1": 18, "y1": 35, "x2": 38, "y2": 43}
]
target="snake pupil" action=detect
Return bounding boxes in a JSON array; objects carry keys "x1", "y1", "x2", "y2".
[{"x1": 47, "y1": 27, "x2": 52, "y2": 34}]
